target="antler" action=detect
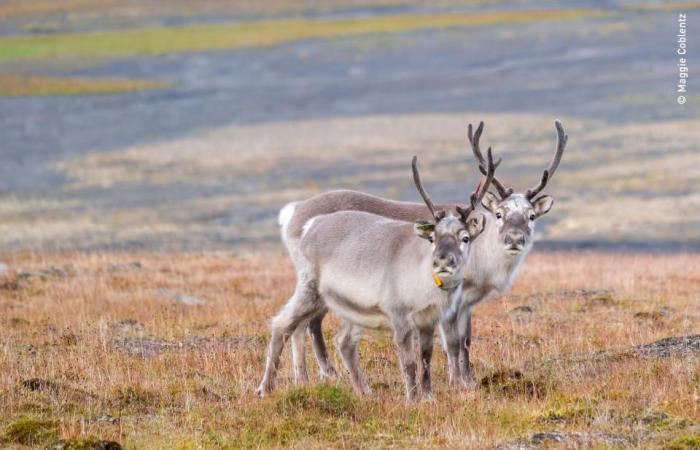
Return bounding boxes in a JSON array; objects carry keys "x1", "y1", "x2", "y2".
[
  {"x1": 412, "y1": 156, "x2": 443, "y2": 221},
  {"x1": 525, "y1": 120, "x2": 568, "y2": 199},
  {"x1": 458, "y1": 148, "x2": 501, "y2": 221},
  {"x1": 468, "y1": 121, "x2": 512, "y2": 199}
]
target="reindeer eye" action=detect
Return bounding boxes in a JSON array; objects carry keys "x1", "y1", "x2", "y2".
[
  {"x1": 428, "y1": 236, "x2": 434, "y2": 243},
  {"x1": 461, "y1": 236, "x2": 470, "y2": 244},
  {"x1": 529, "y1": 213, "x2": 536, "y2": 221},
  {"x1": 495, "y1": 212, "x2": 503, "y2": 220}
]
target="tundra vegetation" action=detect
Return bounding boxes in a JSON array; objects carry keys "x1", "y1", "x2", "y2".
[{"x1": 0, "y1": 250, "x2": 698, "y2": 448}]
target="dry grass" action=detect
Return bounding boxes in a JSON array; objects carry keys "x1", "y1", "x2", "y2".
[{"x1": 0, "y1": 250, "x2": 698, "y2": 448}]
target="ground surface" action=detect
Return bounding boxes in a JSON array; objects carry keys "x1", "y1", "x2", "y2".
[
  {"x1": 0, "y1": 1, "x2": 698, "y2": 251},
  {"x1": 0, "y1": 250, "x2": 699, "y2": 448}
]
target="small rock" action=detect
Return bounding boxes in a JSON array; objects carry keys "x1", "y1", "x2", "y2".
[
  {"x1": 108, "y1": 261, "x2": 143, "y2": 272},
  {"x1": 510, "y1": 305, "x2": 534, "y2": 314},
  {"x1": 49, "y1": 439, "x2": 123, "y2": 450},
  {"x1": 508, "y1": 305, "x2": 535, "y2": 324},
  {"x1": 18, "y1": 265, "x2": 75, "y2": 280},
  {"x1": 494, "y1": 431, "x2": 633, "y2": 449},
  {"x1": 155, "y1": 288, "x2": 206, "y2": 306},
  {"x1": 632, "y1": 335, "x2": 700, "y2": 357}
]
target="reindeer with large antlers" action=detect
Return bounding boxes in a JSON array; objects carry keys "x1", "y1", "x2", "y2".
[
  {"x1": 256, "y1": 151, "x2": 499, "y2": 400},
  {"x1": 446, "y1": 120, "x2": 568, "y2": 383},
  {"x1": 276, "y1": 120, "x2": 568, "y2": 388}
]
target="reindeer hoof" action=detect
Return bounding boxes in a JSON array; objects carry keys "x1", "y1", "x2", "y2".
[
  {"x1": 255, "y1": 382, "x2": 272, "y2": 398},
  {"x1": 460, "y1": 376, "x2": 476, "y2": 391},
  {"x1": 422, "y1": 392, "x2": 436, "y2": 403},
  {"x1": 320, "y1": 366, "x2": 339, "y2": 380}
]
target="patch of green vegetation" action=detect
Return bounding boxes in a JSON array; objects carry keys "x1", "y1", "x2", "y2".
[
  {"x1": 277, "y1": 384, "x2": 355, "y2": 417},
  {"x1": 0, "y1": 73, "x2": 168, "y2": 96},
  {"x1": 0, "y1": 9, "x2": 610, "y2": 63},
  {"x1": 112, "y1": 385, "x2": 164, "y2": 412},
  {"x1": 231, "y1": 401, "x2": 357, "y2": 448},
  {"x1": 665, "y1": 433, "x2": 700, "y2": 450},
  {"x1": 3, "y1": 417, "x2": 58, "y2": 446},
  {"x1": 642, "y1": 411, "x2": 693, "y2": 432},
  {"x1": 538, "y1": 396, "x2": 597, "y2": 425}
]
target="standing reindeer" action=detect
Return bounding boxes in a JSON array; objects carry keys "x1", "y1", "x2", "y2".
[
  {"x1": 256, "y1": 151, "x2": 499, "y2": 400},
  {"x1": 279, "y1": 120, "x2": 568, "y2": 387}
]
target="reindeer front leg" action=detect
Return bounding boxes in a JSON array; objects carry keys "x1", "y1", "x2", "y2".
[
  {"x1": 438, "y1": 320, "x2": 462, "y2": 388},
  {"x1": 392, "y1": 318, "x2": 418, "y2": 401},
  {"x1": 457, "y1": 304, "x2": 476, "y2": 387},
  {"x1": 418, "y1": 324, "x2": 436, "y2": 402}
]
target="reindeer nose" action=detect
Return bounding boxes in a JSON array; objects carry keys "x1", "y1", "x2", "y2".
[
  {"x1": 433, "y1": 253, "x2": 457, "y2": 270},
  {"x1": 505, "y1": 231, "x2": 525, "y2": 247}
]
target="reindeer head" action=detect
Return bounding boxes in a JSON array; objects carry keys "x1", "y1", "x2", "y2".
[
  {"x1": 412, "y1": 149, "x2": 499, "y2": 288},
  {"x1": 468, "y1": 120, "x2": 567, "y2": 255}
]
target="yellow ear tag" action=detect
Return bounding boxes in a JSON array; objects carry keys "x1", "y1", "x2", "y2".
[{"x1": 432, "y1": 273, "x2": 443, "y2": 288}]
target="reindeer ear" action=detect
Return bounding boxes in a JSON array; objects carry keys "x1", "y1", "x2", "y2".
[
  {"x1": 466, "y1": 214, "x2": 485, "y2": 239},
  {"x1": 532, "y1": 195, "x2": 554, "y2": 217},
  {"x1": 414, "y1": 221, "x2": 435, "y2": 240},
  {"x1": 481, "y1": 192, "x2": 499, "y2": 212}
]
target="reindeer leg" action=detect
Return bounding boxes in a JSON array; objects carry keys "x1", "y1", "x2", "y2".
[
  {"x1": 392, "y1": 318, "x2": 418, "y2": 402},
  {"x1": 308, "y1": 310, "x2": 338, "y2": 379},
  {"x1": 290, "y1": 320, "x2": 309, "y2": 385},
  {"x1": 256, "y1": 281, "x2": 321, "y2": 397},
  {"x1": 418, "y1": 325, "x2": 436, "y2": 402},
  {"x1": 458, "y1": 305, "x2": 476, "y2": 388},
  {"x1": 438, "y1": 319, "x2": 461, "y2": 388},
  {"x1": 335, "y1": 320, "x2": 370, "y2": 395}
]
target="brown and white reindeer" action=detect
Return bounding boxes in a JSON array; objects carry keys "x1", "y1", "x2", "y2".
[
  {"x1": 278, "y1": 120, "x2": 568, "y2": 388},
  {"x1": 256, "y1": 151, "x2": 499, "y2": 400}
]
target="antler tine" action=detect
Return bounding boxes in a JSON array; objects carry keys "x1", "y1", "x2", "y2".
[
  {"x1": 468, "y1": 121, "x2": 511, "y2": 199},
  {"x1": 526, "y1": 119, "x2": 568, "y2": 199},
  {"x1": 464, "y1": 148, "x2": 501, "y2": 217},
  {"x1": 412, "y1": 156, "x2": 438, "y2": 220}
]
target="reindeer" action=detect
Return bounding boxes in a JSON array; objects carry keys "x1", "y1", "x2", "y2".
[
  {"x1": 281, "y1": 120, "x2": 568, "y2": 387},
  {"x1": 256, "y1": 151, "x2": 499, "y2": 400}
]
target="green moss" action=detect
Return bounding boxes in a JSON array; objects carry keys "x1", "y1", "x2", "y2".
[
  {"x1": 665, "y1": 433, "x2": 700, "y2": 450},
  {"x1": 0, "y1": 9, "x2": 610, "y2": 64},
  {"x1": 537, "y1": 396, "x2": 595, "y2": 425},
  {"x1": 112, "y1": 386, "x2": 164, "y2": 412},
  {"x1": 277, "y1": 384, "x2": 355, "y2": 417},
  {"x1": 3, "y1": 417, "x2": 58, "y2": 446},
  {"x1": 642, "y1": 411, "x2": 692, "y2": 432}
]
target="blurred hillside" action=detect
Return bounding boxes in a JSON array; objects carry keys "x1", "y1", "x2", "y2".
[{"x1": 0, "y1": 0, "x2": 698, "y2": 251}]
